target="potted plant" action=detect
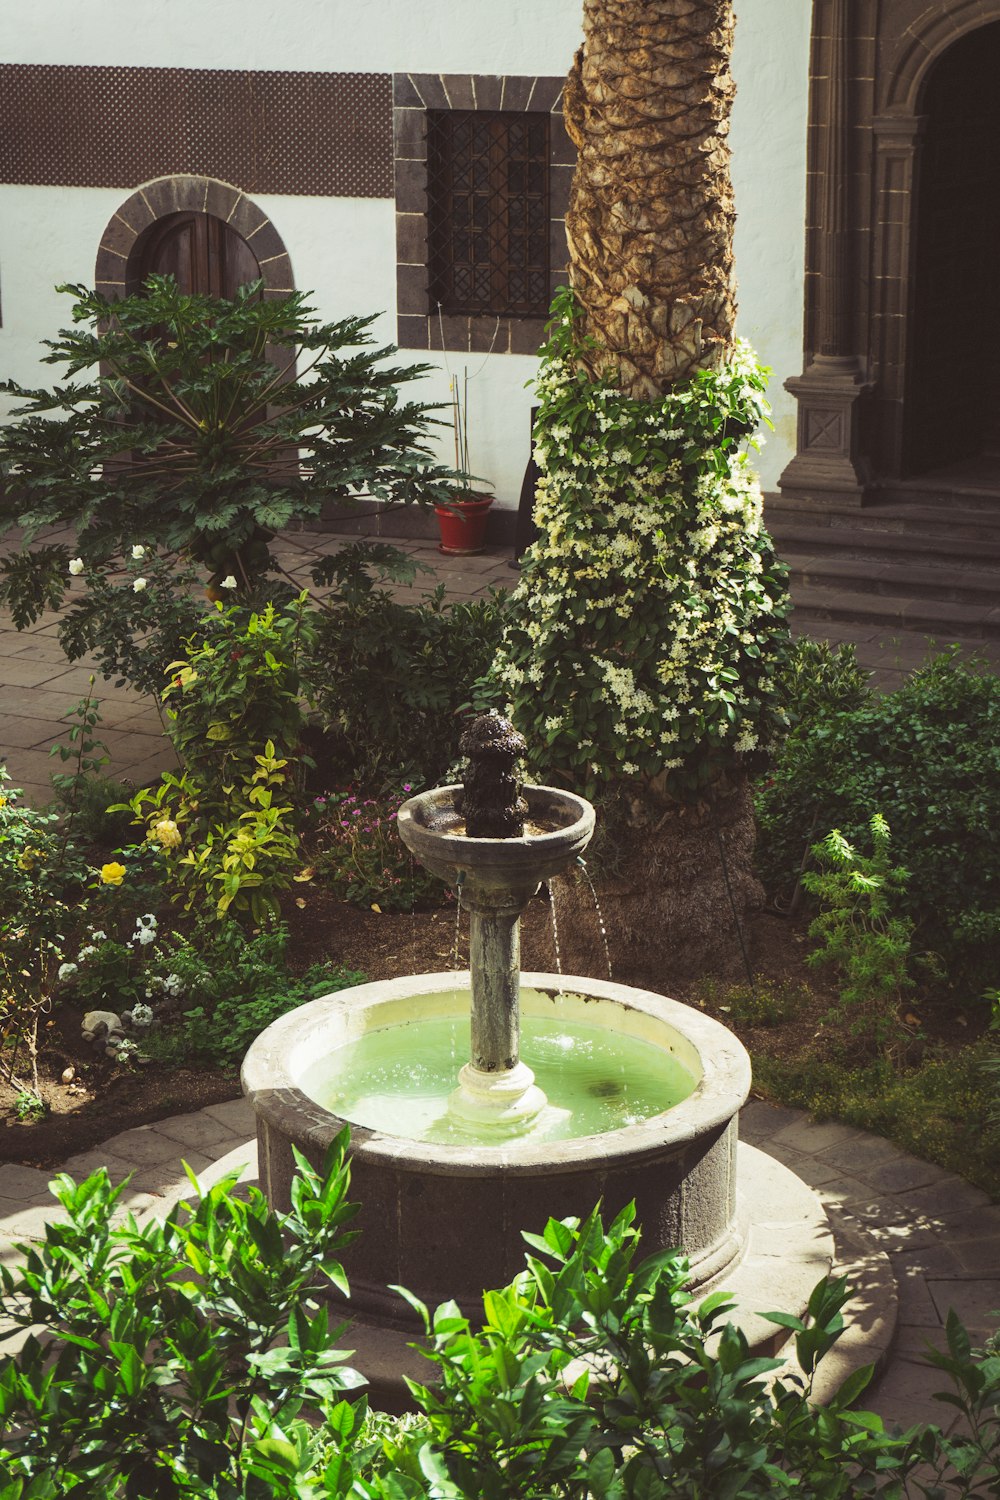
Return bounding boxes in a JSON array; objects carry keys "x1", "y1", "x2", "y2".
[{"x1": 435, "y1": 370, "x2": 494, "y2": 555}]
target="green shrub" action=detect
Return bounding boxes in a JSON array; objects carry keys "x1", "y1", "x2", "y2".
[
  {"x1": 0, "y1": 771, "x2": 91, "y2": 1108},
  {"x1": 693, "y1": 976, "x2": 807, "y2": 1028},
  {"x1": 773, "y1": 636, "x2": 872, "y2": 728},
  {"x1": 305, "y1": 543, "x2": 507, "y2": 785},
  {"x1": 312, "y1": 784, "x2": 443, "y2": 911},
  {"x1": 163, "y1": 594, "x2": 315, "y2": 793},
  {"x1": 0, "y1": 278, "x2": 458, "y2": 608},
  {"x1": 756, "y1": 650, "x2": 1000, "y2": 988},
  {"x1": 145, "y1": 922, "x2": 364, "y2": 1070},
  {"x1": 2, "y1": 1146, "x2": 999, "y2": 1497},
  {"x1": 0, "y1": 1133, "x2": 364, "y2": 1495},
  {"x1": 803, "y1": 813, "x2": 914, "y2": 1056},
  {"x1": 122, "y1": 743, "x2": 305, "y2": 924}
]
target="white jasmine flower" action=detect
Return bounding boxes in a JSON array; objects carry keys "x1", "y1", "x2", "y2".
[
  {"x1": 132, "y1": 577, "x2": 148, "y2": 593},
  {"x1": 131, "y1": 544, "x2": 146, "y2": 560},
  {"x1": 68, "y1": 558, "x2": 84, "y2": 576},
  {"x1": 220, "y1": 574, "x2": 238, "y2": 590}
]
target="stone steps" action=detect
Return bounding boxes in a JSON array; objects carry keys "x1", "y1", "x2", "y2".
[
  {"x1": 782, "y1": 551, "x2": 1000, "y2": 607},
  {"x1": 764, "y1": 493, "x2": 1000, "y2": 648},
  {"x1": 790, "y1": 583, "x2": 1000, "y2": 639}
]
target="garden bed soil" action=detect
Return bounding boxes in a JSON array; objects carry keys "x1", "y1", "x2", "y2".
[{"x1": 0, "y1": 893, "x2": 979, "y2": 1169}]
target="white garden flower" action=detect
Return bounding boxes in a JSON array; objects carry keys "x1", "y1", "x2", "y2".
[
  {"x1": 136, "y1": 926, "x2": 156, "y2": 946},
  {"x1": 131, "y1": 544, "x2": 146, "y2": 560},
  {"x1": 130, "y1": 1003, "x2": 154, "y2": 1027},
  {"x1": 220, "y1": 574, "x2": 238, "y2": 590},
  {"x1": 77, "y1": 945, "x2": 97, "y2": 960},
  {"x1": 57, "y1": 962, "x2": 78, "y2": 981},
  {"x1": 68, "y1": 558, "x2": 84, "y2": 576},
  {"x1": 132, "y1": 577, "x2": 148, "y2": 593}
]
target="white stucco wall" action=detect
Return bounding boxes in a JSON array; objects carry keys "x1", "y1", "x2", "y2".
[{"x1": 0, "y1": 0, "x2": 810, "y2": 497}]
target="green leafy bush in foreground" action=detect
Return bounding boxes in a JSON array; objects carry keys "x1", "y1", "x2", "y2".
[
  {"x1": 757, "y1": 650, "x2": 1000, "y2": 989},
  {"x1": 1, "y1": 1137, "x2": 998, "y2": 1497}
]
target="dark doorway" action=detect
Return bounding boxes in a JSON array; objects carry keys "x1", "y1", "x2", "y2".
[
  {"x1": 128, "y1": 211, "x2": 260, "y2": 298},
  {"x1": 905, "y1": 22, "x2": 1000, "y2": 475}
]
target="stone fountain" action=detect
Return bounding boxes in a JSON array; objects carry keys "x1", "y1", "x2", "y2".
[{"x1": 243, "y1": 713, "x2": 836, "y2": 1402}]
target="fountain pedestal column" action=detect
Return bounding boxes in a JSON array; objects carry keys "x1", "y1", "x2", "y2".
[{"x1": 452, "y1": 885, "x2": 549, "y2": 1126}]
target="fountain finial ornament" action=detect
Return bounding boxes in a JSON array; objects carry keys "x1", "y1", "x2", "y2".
[{"x1": 458, "y1": 709, "x2": 528, "y2": 838}]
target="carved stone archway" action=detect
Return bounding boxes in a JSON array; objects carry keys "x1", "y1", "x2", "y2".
[
  {"x1": 780, "y1": 0, "x2": 1000, "y2": 504},
  {"x1": 95, "y1": 175, "x2": 294, "y2": 301}
]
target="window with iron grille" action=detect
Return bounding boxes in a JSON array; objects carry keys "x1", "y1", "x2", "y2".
[{"x1": 426, "y1": 110, "x2": 550, "y2": 319}]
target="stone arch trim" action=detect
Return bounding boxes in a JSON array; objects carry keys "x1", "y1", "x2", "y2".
[
  {"x1": 95, "y1": 175, "x2": 294, "y2": 300},
  {"x1": 882, "y1": 0, "x2": 1000, "y2": 114},
  {"x1": 780, "y1": 0, "x2": 1000, "y2": 501}
]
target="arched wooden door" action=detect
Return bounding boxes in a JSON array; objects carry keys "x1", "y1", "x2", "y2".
[{"x1": 129, "y1": 211, "x2": 261, "y2": 297}]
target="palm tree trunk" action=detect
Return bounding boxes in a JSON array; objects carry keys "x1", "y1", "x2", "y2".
[
  {"x1": 563, "y1": 0, "x2": 737, "y2": 396},
  {"x1": 552, "y1": 0, "x2": 765, "y2": 985}
]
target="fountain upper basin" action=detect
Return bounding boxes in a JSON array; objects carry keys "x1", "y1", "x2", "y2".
[{"x1": 243, "y1": 970, "x2": 752, "y2": 1323}]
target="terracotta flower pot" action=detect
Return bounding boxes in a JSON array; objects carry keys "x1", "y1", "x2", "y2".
[{"x1": 434, "y1": 495, "x2": 494, "y2": 556}]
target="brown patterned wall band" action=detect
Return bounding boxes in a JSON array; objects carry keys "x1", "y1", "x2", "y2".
[{"x1": 0, "y1": 64, "x2": 393, "y2": 198}]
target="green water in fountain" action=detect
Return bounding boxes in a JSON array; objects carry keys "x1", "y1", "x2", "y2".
[{"x1": 299, "y1": 1004, "x2": 697, "y2": 1146}]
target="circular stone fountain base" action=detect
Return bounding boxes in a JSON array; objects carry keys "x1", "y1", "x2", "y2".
[
  {"x1": 242, "y1": 970, "x2": 898, "y2": 1414},
  {"x1": 244, "y1": 972, "x2": 756, "y2": 1322}
]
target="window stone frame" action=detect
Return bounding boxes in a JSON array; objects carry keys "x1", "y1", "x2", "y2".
[{"x1": 393, "y1": 73, "x2": 574, "y2": 356}]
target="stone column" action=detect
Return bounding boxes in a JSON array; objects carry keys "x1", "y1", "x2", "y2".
[{"x1": 780, "y1": 0, "x2": 872, "y2": 505}]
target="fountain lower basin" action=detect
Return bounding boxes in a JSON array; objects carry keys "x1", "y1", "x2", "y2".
[{"x1": 243, "y1": 969, "x2": 753, "y2": 1324}]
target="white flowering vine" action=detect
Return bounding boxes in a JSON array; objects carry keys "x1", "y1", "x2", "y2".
[{"x1": 492, "y1": 291, "x2": 791, "y2": 802}]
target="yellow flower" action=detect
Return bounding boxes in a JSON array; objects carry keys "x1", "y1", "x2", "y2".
[
  {"x1": 100, "y1": 862, "x2": 126, "y2": 886},
  {"x1": 152, "y1": 819, "x2": 182, "y2": 849}
]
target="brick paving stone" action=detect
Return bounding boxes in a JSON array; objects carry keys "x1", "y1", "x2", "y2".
[
  {"x1": 900, "y1": 1177, "x2": 992, "y2": 1221},
  {"x1": 781, "y1": 1154, "x2": 851, "y2": 1189},
  {"x1": 204, "y1": 1097, "x2": 255, "y2": 1134},
  {"x1": 738, "y1": 1100, "x2": 803, "y2": 1140},
  {"x1": 2, "y1": 716, "x2": 55, "y2": 749},
  {"x1": 894, "y1": 1269, "x2": 942, "y2": 1326},
  {"x1": 950, "y1": 1237, "x2": 1000, "y2": 1276},
  {"x1": 814, "y1": 1175, "x2": 875, "y2": 1206},
  {"x1": 867, "y1": 1362, "x2": 954, "y2": 1431},
  {"x1": 153, "y1": 1110, "x2": 235, "y2": 1151},
  {"x1": 0, "y1": 657, "x2": 72, "y2": 688},
  {"x1": 0, "y1": 1204, "x2": 69, "y2": 1242},
  {"x1": 769, "y1": 1118, "x2": 863, "y2": 1155},
  {"x1": 892, "y1": 1241, "x2": 968, "y2": 1279},
  {"x1": 814, "y1": 1133, "x2": 901, "y2": 1174},
  {"x1": 926, "y1": 1279, "x2": 1000, "y2": 1337},
  {"x1": 129, "y1": 1150, "x2": 215, "y2": 1197},
  {"x1": 102, "y1": 1125, "x2": 194, "y2": 1168},
  {"x1": 863, "y1": 1154, "x2": 957, "y2": 1196},
  {"x1": 0, "y1": 1164, "x2": 53, "y2": 1202},
  {"x1": 60, "y1": 1149, "x2": 138, "y2": 1182}
]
